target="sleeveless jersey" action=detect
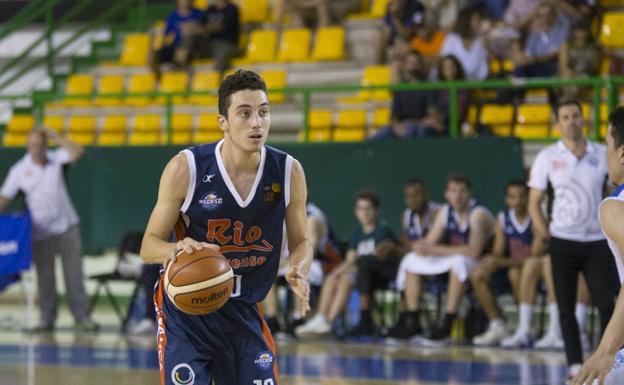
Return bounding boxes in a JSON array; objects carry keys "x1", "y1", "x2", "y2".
[
  {"x1": 306, "y1": 202, "x2": 343, "y2": 271},
  {"x1": 599, "y1": 184, "x2": 624, "y2": 284},
  {"x1": 403, "y1": 201, "x2": 440, "y2": 241},
  {"x1": 499, "y1": 208, "x2": 533, "y2": 259},
  {"x1": 179, "y1": 140, "x2": 292, "y2": 304},
  {"x1": 443, "y1": 200, "x2": 493, "y2": 248}
]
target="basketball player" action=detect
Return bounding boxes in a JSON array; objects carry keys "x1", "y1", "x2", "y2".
[
  {"x1": 140, "y1": 70, "x2": 312, "y2": 385},
  {"x1": 572, "y1": 107, "x2": 624, "y2": 385}
]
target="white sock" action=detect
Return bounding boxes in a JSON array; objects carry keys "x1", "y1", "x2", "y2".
[
  {"x1": 547, "y1": 303, "x2": 561, "y2": 336},
  {"x1": 517, "y1": 304, "x2": 532, "y2": 334},
  {"x1": 575, "y1": 303, "x2": 587, "y2": 333},
  {"x1": 491, "y1": 318, "x2": 504, "y2": 327}
]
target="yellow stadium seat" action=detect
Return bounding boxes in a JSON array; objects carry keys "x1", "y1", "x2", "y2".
[
  {"x1": 197, "y1": 113, "x2": 220, "y2": 131},
  {"x1": 96, "y1": 74, "x2": 125, "y2": 106},
  {"x1": 7, "y1": 115, "x2": 35, "y2": 133},
  {"x1": 245, "y1": 30, "x2": 278, "y2": 63},
  {"x1": 151, "y1": 20, "x2": 166, "y2": 51},
  {"x1": 2, "y1": 132, "x2": 28, "y2": 147},
  {"x1": 311, "y1": 27, "x2": 346, "y2": 61},
  {"x1": 158, "y1": 71, "x2": 189, "y2": 104},
  {"x1": 373, "y1": 107, "x2": 390, "y2": 127},
  {"x1": 127, "y1": 73, "x2": 156, "y2": 105},
  {"x1": 67, "y1": 116, "x2": 97, "y2": 145},
  {"x1": 120, "y1": 33, "x2": 150, "y2": 66},
  {"x1": 130, "y1": 114, "x2": 163, "y2": 145},
  {"x1": 171, "y1": 114, "x2": 193, "y2": 144},
  {"x1": 64, "y1": 74, "x2": 94, "y2": 106},
  {"x1": 261, "y1": 70, "x2": 287, "y2": 103},
  {"x1": 336, "y1": 109, "x2": 367, "y2": 129},
  {"x1": 302, "y1": 109, "x2": 333, "y2": 142},
  {"x1": 193, "y1": 130, "x2": 223, "y2": 143},
  {"x1": 193, "y1": 0, "x2": 208, "y2": 9},
  {"x1": 43, "y1": 115, "x2": 64, "y2": 133},
  {"x1": 239, "y1": 0, "x2": 269, "y2": 23},
  {"x1": 189, "y1": 71, "x2": 220, "y2": 105},
  {"x1": 600, "y1": 12, "x2": 624, "y2": 48},
  {"x1": 515, "y1": 104, "x2": 551, "y2": 138},
  {"x1": 340, "y1": 65, "x2": 391, "y2": 103},
  {"x1": 98, "y1": 115, "x2": 127, "y2": 145},
  {"x1": 348, "y1": 0, "x2": 389, "y2": 19},
  {"x1": 334, "y1": 129, "x2": 366, "y2": 141},
  {"x1": 480, "y1": 104, "x2": 514, "y2": 136},
  {"x1": 277, "y1": 28, "x2": 311, "y2": 62}
]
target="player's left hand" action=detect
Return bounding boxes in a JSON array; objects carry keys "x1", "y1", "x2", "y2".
[
  {"x1": 571, "y1": 349, "x2": 614, "y2": 385},
  {"x1": 285, "y1": 265, "x2": 310, "y2": 316}
]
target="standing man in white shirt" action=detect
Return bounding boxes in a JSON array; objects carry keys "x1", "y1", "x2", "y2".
[
  {"x1": 0, "y1": 128, "x2": 97, "y2": 332},
  {"x1": 528, "y1": 99, "x2": 619, "y2": 380}
]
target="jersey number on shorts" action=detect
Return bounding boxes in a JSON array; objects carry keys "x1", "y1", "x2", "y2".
[
  {"x1": 253, "y1": 380, "x2": 274, "y2": 385},
  {"x1": 231, "y1": 274, "x2": 242, "y2": 298}
]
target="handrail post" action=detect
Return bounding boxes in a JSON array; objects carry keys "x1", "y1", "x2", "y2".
[
  {"x1": 449, "y1": 82, "x2": 459, "y2": 138},
  {"x1": 45, "y1": 7, "x2": 54, "y2": 79},
  {"x1": 303, "y1": 90, "x2": 310, "y2": 142},
  {"x1": 166, "y1": 94, "x2": 173, "y2": 145},
  {"x1": 593, "y1": 80, "x2": 601, "y2": 141}
]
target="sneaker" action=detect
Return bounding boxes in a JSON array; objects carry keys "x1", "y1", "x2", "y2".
[
  {"x1": 472, "y1": 321, "x2": 509, "y2": 346},
  {"x1": 347, "y1": 315, "x2": 376, "y2": 337},
  {"x1": 501, "y1": 330, "x2": 531, "y2": 348},
  {"x1": 418, "y1": 328, "x2": 452, "y2": 347},
  {"x1": 385, "y1": 312, "x2": 422, "y2": 343},
  {"x1": 129, "y1": 319, "x2": 156, "y2": 336},
  {"x1": 74, "y1": 319, "x2": 99, "y2": 333},
  {"x1": 294, "y1": 314, "x2": 331, "y2": 337},
  {"x1": 535, "y1": 332, "x2": 564, "y2": 350},
  {"x1": 23, "y1": 323, "x2": 54, "y2": 334}
]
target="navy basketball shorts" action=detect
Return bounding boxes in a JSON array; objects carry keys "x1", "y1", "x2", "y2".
[{"x1": 155, "y1": 279, "x2": 279, "y2": 385}]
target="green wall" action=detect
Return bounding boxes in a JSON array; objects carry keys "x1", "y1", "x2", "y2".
[{"x1": 0, "y1": 138, "x2": 524, "y2": 252}]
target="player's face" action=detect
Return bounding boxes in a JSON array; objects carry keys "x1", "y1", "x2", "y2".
[
  {"x1": 404, "y1": 184, "x2": 427, "y2": 211},
  {"x1": 219, "y1": 89, "x2": 270, "y2": 153},
  {"x1": 445, "y1": 181, "x2": 471, "y2": 211},
  {"x1": 556, "y1": 105, "x2": 584, "y2": 141},
  {"x1": 606, "y1": 124, "x2": 624, "y2": 184},
  {"x1": 505, "y1": 186, "x2": 528, "y2": 214},
  {"x1": 355, "y1": 199, "x2": 378, "y2": 226},
  {"x1": 27, "y1": 131, "x2": 47, "y2": 163}
]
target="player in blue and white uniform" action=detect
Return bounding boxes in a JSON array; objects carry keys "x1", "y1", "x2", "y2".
[
  {"x1": 140, "y1": 70, "x2": 312, "y2": 385},
  {"x1": 573, "y1": 107, "x2": 624, "y2": 385}
]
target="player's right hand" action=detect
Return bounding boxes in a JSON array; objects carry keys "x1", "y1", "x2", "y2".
[{"x1": 166, "y1": 238, "x2": 219, "y2": 266}]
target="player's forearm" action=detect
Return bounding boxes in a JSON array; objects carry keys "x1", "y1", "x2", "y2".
[
  {"x1": 595, "y1": 285, "x2": 624, "y2": 355},
  {"x1": 140, "y1": 233, "x2": 177, "y2": 264},
  {"x1": 54, "y1": 133, "x2": 84, "y2": 162},
  {"x1": 288, "y1": 239, "x2": 313, "y2": 276},
  {"x1": 528, "y1": 203, "x2": 548, "y2": 236}
]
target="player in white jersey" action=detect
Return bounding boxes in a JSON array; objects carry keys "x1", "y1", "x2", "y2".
[{"x1": 572, "y1": 107, "x2": 624, "y2": 385}]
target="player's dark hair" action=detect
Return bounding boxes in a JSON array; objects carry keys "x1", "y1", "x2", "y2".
[
  {"x1": 355, "y1": 188, "x2": 380, "y2": 209},
  {"x1": 445, "y1": 173, "x2": 472, "y2": 190},
  {"x1": 555, "y1": 99, "x2": 583, "y2": 121},
  {"x1": 218, "y1": 69, "x2": 267, "y2": 117},
  {"x1": 505, "y1": 179, "x2": 528, "y2": 194},
  {"x1": 405, "y1": 178, "x2": 425, "y2": 189},
  {"x1": 608, "y1": 106, "x2": 624, "y2": 149}
]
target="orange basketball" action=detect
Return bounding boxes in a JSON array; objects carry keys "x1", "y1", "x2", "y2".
[{"x1": 164, "y1": 247, "x2": 233, "y2": 315}]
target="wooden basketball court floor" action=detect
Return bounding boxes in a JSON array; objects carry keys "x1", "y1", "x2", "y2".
[{"x1": 0, "y1": 322, "x2": 571, "y2": 385}]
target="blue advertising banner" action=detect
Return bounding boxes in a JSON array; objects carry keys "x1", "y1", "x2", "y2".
[{"x1": 0, "y1": 213, "x2": 31, "y2": 286}]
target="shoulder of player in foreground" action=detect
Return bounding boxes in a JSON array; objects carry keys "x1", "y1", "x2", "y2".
[{"x1": 601, "y1": 199, "x2": 624, "y2": 231}]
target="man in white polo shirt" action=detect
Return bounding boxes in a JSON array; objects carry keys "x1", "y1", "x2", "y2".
[
  {"x1": 0, "y1": 128, "x2": 97, "y2": 332},
  {"x1": 528, "y1": 99, "x2": 619, "y2": 380}
]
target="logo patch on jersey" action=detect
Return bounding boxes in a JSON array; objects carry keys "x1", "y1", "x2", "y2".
[
  {"x1": 552, "y1": 160, "x2": 567, "y2": 171},
  {"x1": 587, "y1": 157, "x2": 599, "y2": 167},
  {"x1": 199, "y1": 192, "x2": 223, "y2": 211},
  {"x1": 202, "y1": 174, "x2": 215, "y2": 183},
  {"x1": 171, "y1": 363, "x2": 195, "y2": 385},
  {"x1": 263, "y1": 183, "x2": 281, "y2": 202},
  {"x1": 254, "y1": 351, "x2": 274, "y2": 370}
]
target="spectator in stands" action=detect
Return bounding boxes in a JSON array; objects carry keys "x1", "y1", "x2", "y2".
[
  {"x1": 409, "y1": 9, "x2": 447, "y2": 70},
  {"x1": 394, "y1": 174, "x2": 495, "y2": 346},
  {"x1": 193, "y1": 0, "x2": 240, "y2": 77},
  {"x1": 440, "y1": 5, "x2": 489, "y2": 81},
  {"x1": 375, "y1": 0, "x2": 425, "y2": 64},
  {"x1": 295, "y1": 190, "x2": 398, "y2": 338},
  {"x1": 128, "y1": 264, "x2": 162, "y2": 335},
  {"x1": 0, "y1": 129, "x2": 98, "y2": 333},
  {"x1": 370, "y1": 51, "x2": 442, "y2": 139},
  {"x1": 502, "y1": 0, "x2": 542, "y2": 31},
  {"x1": 273, "y1": 0, "x2": 360, "y2": 27},
  {"x1": 420, "y1": 0, "x2": 468, "y2": 31},
  {"x1": 432, "y1": 55, "x2": 470, "y2": 135},
  {"x1": 475, "y1": 0, "x2": 509, "y2": 21},
  {"x1": 149, "y1": 0, "x2": 203, "y2": 79},
  {"x1": 559, "y1": 20, "x2": 601, "y2": 100},
  {"x1": 385, "y1": 179, "x2": 440, "y2": 340}
]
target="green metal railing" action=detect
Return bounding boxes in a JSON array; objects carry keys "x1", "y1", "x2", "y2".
[{"x1": 0, "y1": 76, "x2": 622, "y2": 143}]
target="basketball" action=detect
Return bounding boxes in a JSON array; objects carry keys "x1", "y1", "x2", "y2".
[{"x1": 164, "y1": 247, "x2": 233, "y2": 315}]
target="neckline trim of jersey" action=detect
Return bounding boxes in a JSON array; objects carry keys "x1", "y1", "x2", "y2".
[{"x1": 214, "y1": 139, "x2": 266, "y2": 208}]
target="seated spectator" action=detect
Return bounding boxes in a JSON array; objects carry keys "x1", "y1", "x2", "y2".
[
  {"x1": 193, "y1": 0, "x2": 240, "y2": 77},
  {"x1": 375, "y1": 0, "x2": 425, "y2": 64},
  {"x1": 275, "y1": 0, "x2": 331, "y2": 28},
  {"x1": 149, "y1": 0, "x2": 203, "y2": 79},
  {"x1": 370, "y1": 51, "x2": 442, "y2": 139},
  {"x1": 384, "y1": 179, "x2": 441, "y2": 340},
  {"x1": 432, "y1": 55, "x2": 471, "y2": 135},
  {"x1": 393, "y1": 174, "x2": 495, "y2": 346},
  {"x1": 502, "y1": 0, "x2": 542, "y2": 32},
  {"x1": 421, "y1": 0, "x2": 468, "y2": 30},
  {"x1": 410, "y1": 9, "x2": 447, "y2": 69},
  {"x1": 440, "y1": 6, "x2": 489, "y2": 81},
  {"x1": 295, "y1": 190, "x2": 398, "y2": 338},
  {"x1": 558, "y1": 20, "x2": 601, "y2": 100}
]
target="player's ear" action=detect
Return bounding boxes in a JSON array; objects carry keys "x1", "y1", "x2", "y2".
[
  {"x1": 619, "y1": 144, "x2": 624, "y2": 166},
  {"x1": 217, "y1": 114, "x2": 228, "y2": 132}
]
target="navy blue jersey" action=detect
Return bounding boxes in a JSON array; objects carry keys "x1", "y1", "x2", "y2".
[
  {"x1": 499, "y1": 208, "x2": 533, "y2": 259},
  {"x1": 442, "y1": 200, "x2": 492, "y2": 248},
  {"x1": 403, "y1": 201, "x2": 440, "y2": 241},
  {"x1": 179, "y1": 141, "x2": 292, "y2": 304}
]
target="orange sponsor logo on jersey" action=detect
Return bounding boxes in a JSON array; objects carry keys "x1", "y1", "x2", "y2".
[{"x1": 207, "y1": 219, "x2": 274, "y2": 254}]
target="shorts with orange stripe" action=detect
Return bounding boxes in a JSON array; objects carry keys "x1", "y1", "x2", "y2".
[{"x1": 155, "y1": 279, "x2": 279, "y2": 385}]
